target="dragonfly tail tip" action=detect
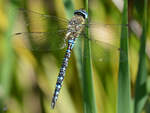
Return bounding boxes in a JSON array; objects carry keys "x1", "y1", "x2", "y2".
[{"x1": 51, "y1": 102, "x2": 55, "y2": 109}]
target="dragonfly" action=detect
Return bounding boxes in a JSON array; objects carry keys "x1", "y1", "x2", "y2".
[{"x1": 12, "y1": 8, "x2": 128, "y2": 109}]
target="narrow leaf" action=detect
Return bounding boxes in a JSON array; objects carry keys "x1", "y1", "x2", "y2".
[
  {"x1": 82, "y1": 2, "x2": 97, "y2": 113},
  {"x1": 0, "y1": 3, "x2": 17, "y2": 112},
  {"x1": 134, "y1": 0, "x2": 148, "y2": 112},
  {"x1": 117, "y1": 0, "x2": 131, "y2": 113}
]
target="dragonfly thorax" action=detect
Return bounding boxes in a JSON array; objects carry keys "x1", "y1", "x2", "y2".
[
  {"x1": 66, "y1": 16, "x2": 85, "y2": 40},
  {"x1": 68, "y1": 15, "x2": 85, "y2": 25}
]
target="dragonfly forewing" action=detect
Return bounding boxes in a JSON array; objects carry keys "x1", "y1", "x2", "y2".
[{"x1": 17, "y1": 8, "x2": 69, "y2": 32}]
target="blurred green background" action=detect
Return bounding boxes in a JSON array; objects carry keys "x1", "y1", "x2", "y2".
[{"x1": 0, "y1": 0, "x2": 150, "y2": 113}]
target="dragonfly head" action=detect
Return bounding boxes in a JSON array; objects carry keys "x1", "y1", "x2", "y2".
[{"x1": 74, "y1": 9, "x2": 88, "y2": 19}]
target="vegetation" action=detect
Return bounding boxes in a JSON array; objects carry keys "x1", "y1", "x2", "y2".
[{"x1": 0, "y1": 0, "x2": 149, "y2": 113}]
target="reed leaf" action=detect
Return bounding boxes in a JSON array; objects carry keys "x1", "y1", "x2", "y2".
[
  {"x1": 0, "y1": 3, "x2": 17, "y2": 113},
  {"x1": 117, "y1": 0, "x2": 131, "y2": 113},
  {"x1": 134, "y1": 0, "x2": 148, "y2": 113},
  {"x1": 82, "y1": 1, "x2": 97, "y2": 113}
]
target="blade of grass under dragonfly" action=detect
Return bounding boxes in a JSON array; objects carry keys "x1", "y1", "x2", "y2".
[
  {"x1": 117, "y1": 0, "x2": 131, "y2": 113},
  {"x1": 134, "y1": 0, "x2": 148, "y2": 113},
  {"x1": 82, "y1": 1, "x2": 97, "y2": 113}
]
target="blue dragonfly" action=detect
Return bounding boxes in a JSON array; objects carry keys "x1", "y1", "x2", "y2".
[{"x1": 12, "y1": 8, "x2": 128, "y2": 108}]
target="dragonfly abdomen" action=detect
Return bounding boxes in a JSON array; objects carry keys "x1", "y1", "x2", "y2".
[
  {"x1": 51, "y1": 38, "x2": 77, "y2": 109},
  {"x1": 51, "y1": 10, "x2": 86, "y2": 108}
]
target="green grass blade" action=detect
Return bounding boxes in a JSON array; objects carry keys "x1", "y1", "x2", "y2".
[
  {"x1": 82, "y1": 2, "x2": 97, "y2": 113},
  {"x1": 83, "y1": 30, "x2": 97, "y2": 113},
  {"x1": 134, "y1": 0, "x2": 148, "y2": 113},
  {"x1": 0, "y1": 3, "x2": 17, "y2": 112},
  {"x1": 117, "y1": 0, "x2": 131, "y2": 113},
  {"x1": 63, "y1": 0, "x2": 74, "y2": 18}
]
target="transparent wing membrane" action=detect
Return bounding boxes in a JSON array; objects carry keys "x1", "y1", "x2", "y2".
[
  {"x1": 91, "y1": 39, "x2": 127, "y2": 62},
  {"x1": 17, "y1": 8, "x2": 68, "y2": 32},
  {"x1": 80, "y1": 37, "x2": 127, "y2": 63},
  {"x1": 85, "y1": 21, "x2": 128, "y2": 28},
  {"x1": 19, "y1": 8, "x2": 69, "y2": 22}
]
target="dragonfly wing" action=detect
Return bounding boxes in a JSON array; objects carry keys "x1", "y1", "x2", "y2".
[
  {"x1": 87, "y1": 22, "x2": 128, "y2": 62},
  {"x1": 81, "y1": 22, "x2": 128, "y2": 45},
  {"x1": 16, "y1": 8, "x2": 68, "y2": 32},
  {"x1": 90, "y1": 38, "x2": 127, "y2": 63},
  {"x1": 12, "y1": 31, "x2": 67, "y2": 52},
  {"x1": 85, "y1": 21, "x2": 128, "y2": 28},
  {"x1": 81, "y1": 35, "x2": 127, "y2": 63},
  {"x1": 91, "y1": 23, "x2": 127, "y2": 40}
]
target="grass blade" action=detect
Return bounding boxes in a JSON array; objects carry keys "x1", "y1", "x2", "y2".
[
  {"x1": 82, "y1": 2, "x2": 97, "y2": 113},
  {"x1": 134, "y1": 0, "x2": 148, "y2": 112},
  {"x1": 83, "y1": 29, "x2": 97, "y2": 113},
  {"x1": 0, "y1": 3, "x2": 17, "y2": 112},
  {"x1": 117, "y1": 0, "x2": 131, "y2": 113},
  {"x1": 63, "y1": 0, "x2": 74, "y2": 18}
]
